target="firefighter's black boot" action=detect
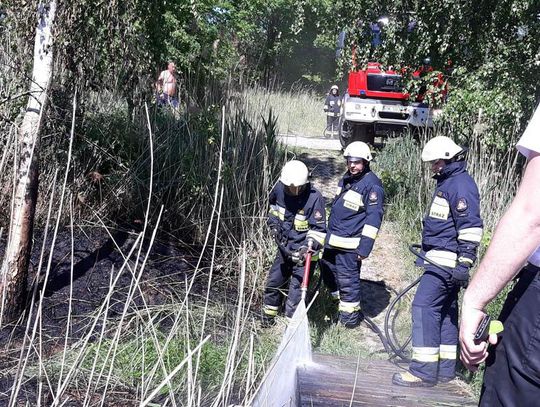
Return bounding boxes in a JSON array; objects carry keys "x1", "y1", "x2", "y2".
[
  {"x1": 339, "y1": 310, "x2": 364, "y2": 329},
  {"x1": 261, "y1": 304, "x2": 278, "y2": 328},
  {"x1": 260, "y1": 313, "x2": 276, "y2": 328}
]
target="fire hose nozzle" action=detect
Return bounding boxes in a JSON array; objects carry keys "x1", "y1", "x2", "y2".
[{"x1": 300, "y1": 242, "x2": 313, "y2": 301}]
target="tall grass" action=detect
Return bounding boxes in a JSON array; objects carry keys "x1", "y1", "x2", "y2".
[
  {"x1": 234, "y1": 85, "x2": 326, "y2": 137},
  {"x1": 0, "y1": 79, "x2": 290, "y2": 404}
]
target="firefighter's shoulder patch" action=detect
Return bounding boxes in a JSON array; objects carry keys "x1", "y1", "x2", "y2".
[
  {"x1": 368, "y1": 191, "x2": 378, "y2": 205},
  {"x1": 314, "y1": 210, "x2": 323, "y2": 220},
  {"x1": 456, "y1": 198, "x2": 468, "y2": 212}
]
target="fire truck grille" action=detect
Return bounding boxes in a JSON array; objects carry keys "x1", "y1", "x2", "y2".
[{"x1": 379, "y1": 111, "x2": 410, "y2": 120}]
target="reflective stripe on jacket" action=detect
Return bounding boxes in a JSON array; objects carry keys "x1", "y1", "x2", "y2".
[
  {"x1": 421, "y1": 160, "x2": 483, "y2": 267},
  {"x1": 325, "y1": 169, "x2": 384, "y2": 257},
  {"x1": 268, "y1": 182, "x2": 327, "y2": 251},
  {"x1": 324, "y1": 94, "x2": 341, "y2": 116}
]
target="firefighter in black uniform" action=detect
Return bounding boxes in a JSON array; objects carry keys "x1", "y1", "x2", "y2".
[
  {"x1": 262, "y1": 160, "x2": 327, "y2": 325},
  {"x1": 320, "y1": 141, "x2": 385, "y2": 327},
  {"x1": 324, "y1": 85, "x2": 341, "y2": 138},
  {"x1": 393, "y1": 136, "x2": 483, "y2": 387}
]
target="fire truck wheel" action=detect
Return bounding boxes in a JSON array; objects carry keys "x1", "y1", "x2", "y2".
[
  {"x1": 352, "y1": 124, "x2": 375, "y2": 145},
  {"x1": 338, "y1": 118, "x2": 352, "y2": 148}
]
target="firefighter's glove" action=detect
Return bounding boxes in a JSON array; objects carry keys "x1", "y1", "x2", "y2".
[
  {"x1": 309, "y1": 239, "x2": 322, "y2": 252},
  {"x1": 270, "y1": 227, "x2": 281, "y2": 243},
  {"x1": 299, "y1": 245, "x2": 309, "y2": 259},
  {"x1": 291, "y1": 246, "x2": 311, "y2": 265},
  {"x1": 452, "y1": 264, "x2": 470, "y2": 289},
  {"x1": 290, "y1": 250, "x2": 304, "y2": 265}
]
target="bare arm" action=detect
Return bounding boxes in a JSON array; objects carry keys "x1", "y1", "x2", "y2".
[{"x1": 460, "y1": 152, "x2": 540, "y2": 369}]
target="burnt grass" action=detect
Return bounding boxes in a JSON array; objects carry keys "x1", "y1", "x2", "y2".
[{"x1": 0, "y1": 225, "x2": 221, "y2": 406}]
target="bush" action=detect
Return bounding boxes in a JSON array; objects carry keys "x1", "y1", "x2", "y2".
[{"x1": 439, "y1": 71, "x2": 534, "y2": 150}]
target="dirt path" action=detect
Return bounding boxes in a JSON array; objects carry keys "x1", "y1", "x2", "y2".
[
  {"x1": 278, "y1": 134, "x2": 342, "y2": 151},
  {"x1": 289, "y1": 141, "x2": 411, "y2": 357}
]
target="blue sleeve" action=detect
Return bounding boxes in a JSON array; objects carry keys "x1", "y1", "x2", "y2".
[
  {"x1": 306, "y1": 192, "x2": 327, "y2": 247},
  {"x1": 267, "y1": 186, "x2": 281, "y2": 230},
  {"x1": 324, "y1": 95, "x2": 330, "y2": 111},
  {"x1": 357, "y1": 184, "x2": 385, "y2": 257},
  {"x1": 450, "y1": 181, "x2": 483, "y2": 266}
]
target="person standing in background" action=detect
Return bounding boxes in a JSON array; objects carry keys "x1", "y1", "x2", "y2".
[
  {"x1": 324, "y1": 85, "x2": 341, "y2": 138},
  {"x1": 156, "y1": 62, "x2": 178, "y2": 108}
]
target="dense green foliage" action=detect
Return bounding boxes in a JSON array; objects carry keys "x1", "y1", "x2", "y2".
[
  {"x1": 2, "y1": 0, "x2": 538, "y2": 148},
  {"x1": 326, "y1": 1, "x2": 539, "y2": 148}
]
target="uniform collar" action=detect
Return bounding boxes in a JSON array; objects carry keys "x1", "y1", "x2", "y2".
[
  {"x1": 434, "y1": 160, "x2": 466, "y2": 181},
  {"x1": 344, "y1": 168, "x2": 370, "y2": 183}
]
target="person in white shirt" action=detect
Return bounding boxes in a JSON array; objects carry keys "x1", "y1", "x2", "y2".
[
  {"x1": 459, "y1": 105, "x2": 540, "y2": 406},
  {"x1": 156, "y1": 62, "x2": 178, "y2": 108}
]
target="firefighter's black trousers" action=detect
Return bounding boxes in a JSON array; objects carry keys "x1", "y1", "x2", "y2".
[
  {"x1": 263, "y1": 249, "x2": 316, "y2": 318},
  {"x1": 480, "y1": 263, "x2": 540, "y2": 406},
  {"x1": 409, "y1": 265, "x2": 459, "y2": 383},
  {"x1": 326, "y1": 115, "x2": 339, "y2": 137}
]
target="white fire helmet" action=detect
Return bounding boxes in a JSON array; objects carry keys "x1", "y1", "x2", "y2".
[
  {"x1": 280, "y1": 160, "x2": 309, "y2": 187},
  {"x1": 331, "y1": 84, "x2": 339, "y2": 91},
  {"x1": 343, "y1": 141, "x2": 373, "y2": 162},
  {"x1": 421, "y1": 136, "x2": 463, "y2": 162}
]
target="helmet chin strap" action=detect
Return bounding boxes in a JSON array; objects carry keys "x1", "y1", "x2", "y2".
[{"x1": 451, "y1": 153, "x2": 466, "y2": 163}]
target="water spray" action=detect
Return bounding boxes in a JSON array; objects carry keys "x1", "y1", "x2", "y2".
[{"x1": 250, "y1": 239, "x2": 315, "y2": 407}]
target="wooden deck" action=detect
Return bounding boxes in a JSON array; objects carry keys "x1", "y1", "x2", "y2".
[{"x1": 297, "y1": 354, "x2": 477, "y2": 406}]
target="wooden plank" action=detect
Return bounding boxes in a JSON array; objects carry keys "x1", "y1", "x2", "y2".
[
  {"x1": 300, "y1": 364, "x2": 471, "y2": 398},
  {"x1": 298, "y1": 357, "x2": 475, "y2": 405},
  {"x1": 298, "y1": 381, "x2": 472, "y2": 406},
  {"x1": 297, "y1": 354, "x2": 476, "y2": 407},
  {"x1": 298, "y1": 376, "x2": 473, "y2": 405},
  {"x1": 299, "y1": 369, "x2": 471, "y2": 399},
  {"x1": 298, "y1": 380, "x2": 472, "y2": 403}
]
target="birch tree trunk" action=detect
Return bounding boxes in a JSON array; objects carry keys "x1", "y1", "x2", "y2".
[{"x1": 0, "y1": 1, "x2": 56, "y2": 324}]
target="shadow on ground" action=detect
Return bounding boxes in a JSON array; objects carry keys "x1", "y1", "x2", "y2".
[{"x1": 360, "y1": 278, "x2": 392, "y2": 318}]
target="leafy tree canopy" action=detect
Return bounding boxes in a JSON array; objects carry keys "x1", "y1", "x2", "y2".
[{"x1": 2, "y1": 0, "x2": 538, "y2": 147}]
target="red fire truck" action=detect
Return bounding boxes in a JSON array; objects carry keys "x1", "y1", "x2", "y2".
[{"x1": 337, "y1": 20, "x2": 445, "y2": 147}]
